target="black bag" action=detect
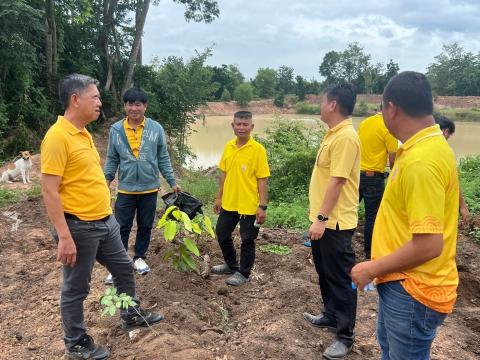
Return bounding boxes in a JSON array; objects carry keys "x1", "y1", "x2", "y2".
[{"x1": 161, "y1": 191, "x2": 203, "y2": 219}]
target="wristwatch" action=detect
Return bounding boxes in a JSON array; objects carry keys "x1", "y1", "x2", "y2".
[
  {"x1": 317, "y1": 214, "x2": 328, "y2": 222},
  {"x1": 259, "y1": 205, "x2": 268, "y2": 211}
]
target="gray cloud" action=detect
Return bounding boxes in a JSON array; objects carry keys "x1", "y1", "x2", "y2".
[{"x1": 142, "y1": 0, "x2": 480, "y2": 79}]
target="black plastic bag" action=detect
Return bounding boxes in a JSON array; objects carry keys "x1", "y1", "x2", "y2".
[{"x1": 161, "y1": 191, "x2": 203, "y2": 219}]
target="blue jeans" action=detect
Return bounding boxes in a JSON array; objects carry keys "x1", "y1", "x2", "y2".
[
  {"x1": 359, "y1": 173, "x2": 385, "y2": 259},
  {"x1": 377, "y1": 281, "x2": 447, "y2": 360},
  {"x1": 114, "y1": 191, "x2": 158, "y2": 259}
]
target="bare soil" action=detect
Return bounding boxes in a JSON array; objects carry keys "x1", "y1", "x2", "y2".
[{"x1": 0, "y1": 135, "x2": 479, "y2": 360}]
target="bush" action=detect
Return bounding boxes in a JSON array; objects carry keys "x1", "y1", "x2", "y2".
[
  {"x1": 352, "y1": 100, "x2": 369, "y2": 117},
  {"x1": 295, "y1": 101, "x2": 320, "y2": 115},
  {"x1": 459, "y1": 155, "x2": 480, "y2": 214},
  {"x1": 264, "y1": 197, "x2": 310, "y2": 229},
  {"x1": 234, "y1": 83, "x2": 254, "y2": 107},
  {"x1": 256, "y1": 117, "x2": 324, "y2": 202},
  {"x1": 220, "y1": 88, "x2": 231, "y2": 101},
  {"x1": 273, "y1": 94, "x2": 284, "y2": 107}
]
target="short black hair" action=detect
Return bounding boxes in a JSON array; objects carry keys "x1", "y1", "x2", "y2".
[
  {"x1": 383, "y1": 71, "x2": 433, "y2": 117},
  {"x1": 123, "y1": 88, "x2": 148, "y2": 104},
  {"x1": 59, "y1": 74, "x2": 99, "y2": 108},
  {"x1": 234, "y1": 110, "x2": 252, "y2": 120},
  {"x1": 323, "y1": 83, "x2": 356, "y2": 117},
  {"x1": 434, "y1": 114, "x2": 455, "y2": 134}
]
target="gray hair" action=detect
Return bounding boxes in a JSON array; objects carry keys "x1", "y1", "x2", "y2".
[{"x1": 58, "y1": 74, "x2": 99, "y2": 108}]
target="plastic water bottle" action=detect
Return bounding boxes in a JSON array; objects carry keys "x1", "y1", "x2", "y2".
[
  {"x1": 351, "y1": 281, "x2": 376, "y2": 291},
  {"x1": 253, "y1": 220, "x2": 261, "y2": 228}
]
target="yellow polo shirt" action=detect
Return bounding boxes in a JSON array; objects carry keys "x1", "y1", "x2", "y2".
[
  {"x1": 219, "y1": 137, "x2": 270, "y2": 215},
  {"x1": 372, "y1": 125, "x2": 459, "y2": 313},
  {"x1": 41, "y1": 116, "x2": 112, "y2": 221},
  {"x1": 358, "y1": 113, "x2": 398, "y2": 172},
  {"x1": 309, "y1": 119, "x2": 360, "y2": 230},
  {"x1": 118, "y1": 117, "x2": 157, "y2": 195}
]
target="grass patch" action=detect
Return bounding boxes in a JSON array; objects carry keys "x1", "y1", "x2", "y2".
[
  {"x1": 0, "y1": 187, "x2": 21, "y2": 207},
  {"x1": 259, "y1": 243, "x2": 292, "y2": 255},
  {"x1": 459, "y1": 155, "x2": 480, "y2": 215},
  {"x1": 295, "y1": 101, "x2": 320, "y2": 115},
  {"x1": 435, "y1": 107, "x2": 480, "y2": 122},
  {"x1": 178, "y1": 170, "x2": 218, "y2": 220},
  {"x1": 265, "y1": 197, "x2": 310, "y2": 230}
]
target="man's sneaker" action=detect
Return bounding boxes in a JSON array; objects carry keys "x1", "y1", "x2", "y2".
[
  {"x1": 323, "y1": 340, "x2": 353, "y2": 359},
  {"x1": 121, "y1": 308, "x2": 164, "y2": 331},
  {"x1": 133, "y1": 258, "x2": 150, "y2": 275},
  {"x1": 225, "y1": 271, "x2": 249, "y2": 286},
  {"x1": 211, "y1": 263, "x2": 236, "y2": 275},
  {"x1": 65, "y1": 334, "x2": 110, "y2": 360},
  {"x1": 105, "y1": 273, "x2": 113, "y2": 285}
]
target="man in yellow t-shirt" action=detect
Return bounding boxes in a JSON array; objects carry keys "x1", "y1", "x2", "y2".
[
  {"x1": 303, "y1": 84, "x2": 360, "y2": 360},
  {"x1": 358, "y1": 110, "x2": 397, "y2": 259},
  {"x1": 212, "y1": 111, "x2": 270, "y2": 286},
  {"x1": 41, "y1": 74, "x2": 163, "y2": 359},
  {"x1": 351, "y1": 72, "x2": 459, "y2": 359}
]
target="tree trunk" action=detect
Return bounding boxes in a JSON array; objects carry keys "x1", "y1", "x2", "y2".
[
  {"x1": 136, "y1": 3, "x2": 143, "y2": 66},
  {"x1": 45, "y1": 0, "x2": 57, "y2": 95},
  {"x1": 100, "y1": 0, "x2": 118, "y2": 91},
  {"x1": 122, "y1": 0, "x2": 150, "y2": 95}
]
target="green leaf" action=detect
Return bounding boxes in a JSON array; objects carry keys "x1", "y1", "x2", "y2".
[
  {"x1": 105, "y1": 288, "x2": 113, "y2": 296},
  {"x1": 162, "y1": 250, "x2": 174, "y2": 262},
  {"x1": 164, "y1": 221, "x2": 177, "y2": 241},
  {"x1": 183, "y1": 238, "x2": 200, "y2": 256},
  {"x1": 172, "y1": 256, "x2": 180, "y2": 270},
  {"x1": 192, "y1": 222, "x2": 202, "y2": 235},
  {"x1": 116, "y1": 301, "x2": 122, "y2": 308},
  {"x1": 180, "y1": 245, "x2": 196, "y2": 269},
  {"x1": 109, "y1": 305, "x2": 116, "y2": 316},
  {"x1": 157, "y1": 217, "x2": 167, "y2": 229},
  {"x1": 203, "y1": 215, "x2": 215, "y2": 237},
  {"x1": 101, "y1": 307, "x2": 110, "y2": 317},
  {"x1": 181, "y1": 211, "x2": 192, "y2": 232},
  {"x1": 157, "y1": 206, "x2": 178, "y2": 228},
  {"x1": 172, "y1": 209, "x2": 182, "y2": 220}
]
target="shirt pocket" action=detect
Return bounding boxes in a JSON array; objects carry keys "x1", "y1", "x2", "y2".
[{"x1": 316, "y1": 143, "x2": 330, "y2": 168}]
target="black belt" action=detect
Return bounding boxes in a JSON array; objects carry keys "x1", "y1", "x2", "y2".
[
  {"x1": 360, "y1": 170, "x2": 384, "y2": 177},
  {"x1": 65, "y1": 213, "x2": 110, "y2": 222}
]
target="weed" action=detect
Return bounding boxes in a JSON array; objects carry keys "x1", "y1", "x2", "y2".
[
  {"x1": 0, "y1": 187, "x2": 20, "y2": 207},
  {"x1": 259, "y1": 243, "x2": 292, "y2": 255},
  {"x1": 469, "y1": 227, "x2": 480, "y2": 244},
  {"x1": 216, "y1": 299, "x2": 234, "y2": 333}
]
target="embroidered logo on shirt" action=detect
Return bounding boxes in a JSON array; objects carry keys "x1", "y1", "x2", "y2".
[{"x1": 241, "y1": 164, "x2": 247, "y2": 172}]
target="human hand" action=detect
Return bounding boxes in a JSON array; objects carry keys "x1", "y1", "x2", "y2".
[
  {"x1": 460, "y1": 206, "x2": 471, "y2": 228},
  {"x1": 256, "y1": 207, "x2": 267, "y2": 225},
  {"x1": 57, "y1": 235, "x2": 77, "y2": 267},
  {"x1": 172, "y1": 185, "x2": 181, "y2": 193},
  {"x1": 309, "y1": 221, "x2": 326, "y2": 240},
  {"x1": 351, "y1": 261, "x2": 375, "y2": 291},
  {"x1": 213, "y1": 199, "x2": 222, "y2": 215}
]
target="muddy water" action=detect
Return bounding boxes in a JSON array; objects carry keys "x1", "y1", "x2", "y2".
[{"x1": 187, "y1": 114, "x2": 480, "y2": 168}]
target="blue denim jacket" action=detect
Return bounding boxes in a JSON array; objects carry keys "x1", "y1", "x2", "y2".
[{"x1": 104, "y1": 117, "x2": 176, "y2": 192}]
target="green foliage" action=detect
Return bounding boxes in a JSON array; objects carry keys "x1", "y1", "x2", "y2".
[
  {"x1": 295, "y1": 102, "x2": 320, "y2": 115},
  {"x1": 253, "y1": 68, "x2": 278, "y2": 98},
  {"x1": 264, "y1": 198, "x2": 310, "y2": 229},
  {"x1": 469, "y1": 227, "x2": 480, "y2": 244},
  {"x1": 210, "y1": 64, "x2": 244, "y2": 100},
  {"x1": 427, "y1": 43, "x2": 480, "y2": 96},
  {"x1": 259, "y1": 243, "x2": 292, "y2": 255},
  {"x1": 434, "y1": 107, "x2": 480, "y2": 122},
  {"x1": 100, "y1": 287, "x2": 137, "y2": 317},
  {"x1": 353, "y1": 100, "x2": 369, "y2": 117},
  {"x1": 0, "y1": 188, "x2": 20, "y2": 207},
  {"x1": 234, "y1": 83, "x2": 254, "y2": 107},
  {"x1": 273, "y1": 94, "x2": 284, "y2": 107},
  {"x1": 256, "y1": 117, "x2": 324, "y2": 202},
  {"x1": 276, "y1": 65, "x2": 294, "y2": 95},
  {"x1": 220, "y1": 88, "x2": 231, "y2": 101},
  {"x1": 157, "y1": 205, "x2": 215, "y2": 271},
  {"x1": 459, "y1": 156, "x2": 480, "y2": 215}
]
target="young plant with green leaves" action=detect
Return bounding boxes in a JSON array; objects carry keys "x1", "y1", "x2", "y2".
[
  {"x1": 100, "y1": 287, "x2": 137, "y2": 317},
  {"x1": 157, "y1": 205, "x2": 215, "y2": 272}
]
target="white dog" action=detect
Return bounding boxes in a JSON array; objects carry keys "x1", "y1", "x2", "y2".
[{"x1": 1, "y1": 151, "x2": 32, "y2": 184}]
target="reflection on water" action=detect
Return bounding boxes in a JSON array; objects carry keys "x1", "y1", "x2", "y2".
[{"x1": 186, "y1": 114, "x2": 480, "y2": 168}]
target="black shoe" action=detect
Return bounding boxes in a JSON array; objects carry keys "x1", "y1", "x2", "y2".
[
  {"x1": 65, "y1": 334, "x2": 110, "y2": 359},
  {"x1": 303, "y1": 312, "x2": 337, "y2": 331},
  {"x1": 122, "y1": 308, "x2": 164, "y2": 331},
  {"x1": 212, "y1": 263, "x2": 236, "y2": 275},
  {"x1": 323, "y1": 340, "x2": 353, "y2": 359}
]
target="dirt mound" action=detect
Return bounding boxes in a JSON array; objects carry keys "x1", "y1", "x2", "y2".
[
  {"x1": 199, "y1": 100, "x2": 295, "y2": 116},
  {"x1": 0, "y1": 196, "x2": 479, "y2": 359}
]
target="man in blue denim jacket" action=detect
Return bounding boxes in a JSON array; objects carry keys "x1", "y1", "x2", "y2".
[{"x1": 104, "y1": 88, "x2": 180, "y2": 283}]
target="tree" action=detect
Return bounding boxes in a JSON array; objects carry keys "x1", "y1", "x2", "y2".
[
  {"x1": 295, "y1": 75, "x2": 307, "y2": 100},
  {"x1": 234, "y1": 83, "x2": 254, "y2": 107},
  {"x1": 210, "y1": 64, "x2": 244, "y2": 100},
  {"x1": 277, "y1": 65, "x2": 294, "y2": 95},
  {"x1": 427, "y1": 43, "x2": 480, "y2": 96},
  {"x1": 253, "y1": 68, "x2": 278, "y2": 98},
  {"x1": 220, "y1": 88, "x2": 231, "y2": 101}
]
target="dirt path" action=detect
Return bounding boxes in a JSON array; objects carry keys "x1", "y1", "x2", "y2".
[{"x1": 0, "y1": 130, "x2": 478, "y2": 359}]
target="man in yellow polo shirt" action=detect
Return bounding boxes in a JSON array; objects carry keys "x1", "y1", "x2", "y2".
[
  {"x1": 351, "y1": 72, "x2": 459, "y2": 359},
  {"x1": 41, "y1": 74, "x2": 163, "y2": 359},
  {"x1": 303, "y1": 83, "x2": 360, "y2": 360},
  {"x1": 358, "y1": 108, "x2": 397, "y2": 259},
  {"x1": 212, "y1": 111, "x2": 270, "y2": 286},
  {"x1": 104, "y1": 88, "x2": 180, "y2": 284}
]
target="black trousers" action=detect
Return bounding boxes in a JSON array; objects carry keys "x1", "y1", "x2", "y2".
[
  {"x1": 215, "y1": 209, "x2": 260, "y2": 278},
  {"x1": 359, "y1": 173, "x2": 385, "y2": 259},
  {"x1": 311, "y1": 227, "x2": 357, "y2": 347}
]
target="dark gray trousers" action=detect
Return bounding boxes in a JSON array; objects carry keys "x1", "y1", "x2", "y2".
[{"x1": 52, "y1": 215, "x2": 136, "y2": 348}]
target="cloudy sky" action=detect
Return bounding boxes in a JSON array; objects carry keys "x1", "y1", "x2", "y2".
[{"x1": 143, "y1": 0, "x2": 480, "y2": 80}]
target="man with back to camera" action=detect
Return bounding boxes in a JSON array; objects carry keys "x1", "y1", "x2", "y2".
[
  {"x1": 352, "y1": 72, "x2": 459, "y2": 359},
  {"x1": 104, "y1": 88, "x2": 180, "y2": 284},
  {"x1": 303, "y1": 83, "x2": 360, "y2": 359},
  {"x1": 358, "y1": 105, "x2": 397, "y2": 260},
  {"x1": 41, "y1": 74, "x2": 164, "y2": 359}
]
